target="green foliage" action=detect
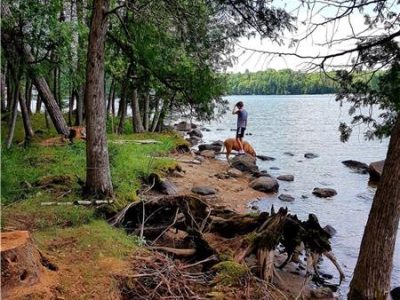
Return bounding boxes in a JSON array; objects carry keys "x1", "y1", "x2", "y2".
[{"x1": 226, "y1": 69, "x2": 338, "y2": 95}]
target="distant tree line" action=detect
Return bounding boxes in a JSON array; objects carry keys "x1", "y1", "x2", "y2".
[{"x1": 225, "y1": 69, "x2": 381, "y2": 95}]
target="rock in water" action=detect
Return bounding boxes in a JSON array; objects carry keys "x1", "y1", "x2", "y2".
[
  {"x1": 175, "y1": 121, "x2": 191, "y2": 131},
  {"x1": 256, "y1": 155, "x2": 275, "y2": 161},
  {"x1": 278, "y1": 194, "x2": 295, "y2": 202},
  {"x1": 312, "y1": 187, "x2": 337, "y2": 198},
  {"x1": 198, "y1": 142, "x2": 222, "y2": 152},
  {"x1": 277, "y1": 175, "x2": 294, "y2": 182},
  {"x1": 304, "y1": 152, "x2": 319, "y2": 159},
  {"x1": 368, "y1": 160, "x2": 385, "y2": 181},
  {"x1": 323, "y1": 224, "x2": 337, "y2": 237},
  {"x1": 231, "y1": 155, "x2": 259, "y2": 173},
  {"x1": 391, "y1": 287, "x2": 400, "y2": 300},
  {"x1": 191, "y1": 186, "x2": 217, "y2": 196},
  {"x1": 342, "y1": 160, "x2": 369, "y2": 174},
  {"x1": 283, "y1": 152, "x2": 295, "y2": 156},
  {"x1": 250, "y1": 177, "x2": 279, "y2": 193},
  {"x1": 189, "y1": 128, "x2": 203, "y2": 138}
]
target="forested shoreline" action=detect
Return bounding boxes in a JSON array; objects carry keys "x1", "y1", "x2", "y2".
[{"x1": 225, "y1": 69, "x2": 383, "y2": 95}]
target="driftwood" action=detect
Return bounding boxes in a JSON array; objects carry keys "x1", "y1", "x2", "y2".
[{"x1": 112, "y1": 195, "x2": 344, "y2": 297}]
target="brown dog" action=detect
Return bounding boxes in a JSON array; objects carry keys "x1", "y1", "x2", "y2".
[{"x1": 223, "y1": 138, "x2": 256, "y2": 160}]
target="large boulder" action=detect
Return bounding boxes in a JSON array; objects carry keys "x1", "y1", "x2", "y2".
[
  {"x1": 175, "y1": 121, "x2": 191, "y2": 131},
  {"x1": 189, "y1": 128, "x2": 203, "y2": 138},
  {"x1": 227, "y1": 168, "x2": 243, "y2": 178},
  {"x1": 278, "y1": 194, "x2": 295, "y2": 202},
  {"x1": 191, "y1": 186, "x2": 217, "y2": 196},
  {"x1": 342, "y1": 160, "x2": 369, "y2": 174},
  {"x1": 277, "y1": 175, "x2": 294, "y2": 182},
  {"x1": 198, "y1": 141, "x2": 223, "y2": 152},
  {"x1": 250, "y1": 177, "x2": 279, "y2": 193},
  {"x1": 231, "y1": 155, "x2": 259, "y2": 173},
  {"x1": 312, "y1": 187, "x2": 337, "y2": 198},
  {"x1": 368, "y1": 160, "x2": 385, "y2": 181}
]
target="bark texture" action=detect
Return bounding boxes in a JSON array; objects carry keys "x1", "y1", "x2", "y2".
[
  {"x1": 84, "y1": 0, "x2": 113, "y2": 197},
  {"x1": 348, "y1": 116, "x2": 400, "y2": 300},
  {"x1": 131, "y1": 87, "x2": 145, "y2": 133}
]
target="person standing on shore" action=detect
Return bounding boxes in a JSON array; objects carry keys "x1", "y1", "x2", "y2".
[{"x1": 232, "y1": 101, "x2": 248, "y2": 155}]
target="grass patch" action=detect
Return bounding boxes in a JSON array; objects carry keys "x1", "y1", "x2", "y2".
[{"x1": 34, "y1": 220, "x2": 140, "y2": 260}]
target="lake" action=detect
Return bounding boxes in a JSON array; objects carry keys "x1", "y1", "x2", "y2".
[{"x1": 199, "y1": 94, "x2": 399, "y2": 298}]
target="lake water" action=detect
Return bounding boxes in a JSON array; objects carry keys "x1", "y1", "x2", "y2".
[{"x1": 199, "y1": 94, "x2": 399, "y2": 298}]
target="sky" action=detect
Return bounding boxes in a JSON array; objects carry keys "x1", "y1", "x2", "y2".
[{"x1": 228, "y1": 0, "x2": 400, "y2": 73}]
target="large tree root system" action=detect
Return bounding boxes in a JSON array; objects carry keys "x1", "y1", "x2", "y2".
[{"x1": 112, "y1": 195, "x2": 344, "y2": 299}]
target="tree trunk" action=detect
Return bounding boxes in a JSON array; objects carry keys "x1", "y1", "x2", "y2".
[
  {"x1": 151, "y1": 98, "x2": 162, "y2": 132},
  {"x1": 6, "y1": 81, "x2": 19, "y2": 149},
  {"x1": 68, "y1": 88, "x2": 75, "y2": 126},
  {"x1": 106, "y1": 78, "x2": 114, "y2": 115},
  {"x1": 35, "y1": 94, "x2": 42, "y2": 113},
  {"x1": 1, "y1": 72, "x2": 6, "y2": 112},
  {"x1": 84, "y1": 0, "x2": 113, "y2": 198},
  {"x1": 75, "y1": 0, "x2": 85, "y2": 126},
  {"x1": 348, "y1": 116, "x2": 400, "y2": 300},
  {"x1": 0, "y1": 12, "x2": 70, "y2": 136},
  {"x1": 131, "y1": 88, "x2": 144, "y2": 133},
  {"x1": 143, "y1": 92, "x2": 150, "y2": 131},
  {"x1": 25, "y1": 78, "x2": 33, "y2": 115},
  {"x1": 18, "y1": 84, "x2": 34, "y2": 142},
  {"x1": 117, "y1": 86, "x2": 127, "y2": 135}
]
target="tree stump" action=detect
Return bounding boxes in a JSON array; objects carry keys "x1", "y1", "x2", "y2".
[{"x1": 1, "y1": 231, "x2": 44, "y2": 297}]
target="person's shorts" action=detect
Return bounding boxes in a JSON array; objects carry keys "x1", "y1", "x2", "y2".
[{"x1": 236, "y1": 127, "x2": 246, "y2": 138}]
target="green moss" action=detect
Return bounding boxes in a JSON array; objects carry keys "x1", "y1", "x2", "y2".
[{"x1": 212, "y1": 261, "x2": 249, "y2": 286}]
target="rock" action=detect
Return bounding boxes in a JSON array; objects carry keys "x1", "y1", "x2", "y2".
[
  {"x1": 198, "y1": 142, "x2": 222, "y2": 152},
  {"x1": 215, "y1": 173, "x2": 229, "y2": 179},
  {"x1": 368, "y1": 160, "x2": 385, "y2": 181},
  {"x1": 256, "y1": 155, "x2": 275, "y2": 161},
  {"x1": 312, "y1": 187, "x2": 337, "y2": 198},
  {"x1": 250, "y1": 177, "x2": 279, "y2": 193},
  {"x1": 278, "y1": 194, "x2": 295, "y2": 202},
  {"x1": 189, "y1": 128, "x2": 203, "y2": 138},
  {"x1": 191, "y1": 123, "x2": 198, "y2": 129},
  {"x1": 216, "y1": 128, "x2": 225, "y2": 131},
  {"x1": 277, "y1": 175, "x2": 294, "y2": 182},
  {"x1": 323, "y1": 225, "x2": 337, "y2": 237},
  {"x1": 269, "y1": 166, "x2": 280, "y2": 170},
  {"x1": 175, "y1": 121, "x2": 191, "y2": 131},
  {"x1": 186, "y1": 136, "x2": 201, "y2": 146},
  {"x1": 301, "y1": 195, "x2": 309, "y2": 199},
  {"x1": 304, "y1": 152, "x2": 319, "y2": 159},
  {"x1": 160, "y1": 180, "x2": 178, "y2": 195},
  {"x1": 231, "y1": 155, "x2": 259, "y2": 173},
  {"x1": 191, "y1": 186, "x2": 217, "y2": 195},
  {"x1": 283, "y1": 152, "x2": 295, "y2": 156},
  {"x1": 200, "y1": 150, "x2": 215, "y2": 158},
  {"x1": 342, "y1": 160, "x2": 369, "y2": 174},
  {"x1": 170, "y1": 170, "x2": 184, "y2": 178},
  {"x1": 391, "y1": 287, "x2": 400, "y2": 300},
  {"x1": 227, "y1": 168, "x2": 243, "y2": 178},
  {"x1": 252, "y1": 170, "x2": 270, "y2": 178},
  {"x1": 194, "y1": 156, "x2": 205, "y2": 162},
  {"x1": 200, "y1": 127, "x2": 211, "y2": 132}
]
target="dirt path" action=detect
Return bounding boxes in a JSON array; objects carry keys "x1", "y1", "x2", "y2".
[{"x1": 169, "y1": 152, "x2": 268, "y2": 212}]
